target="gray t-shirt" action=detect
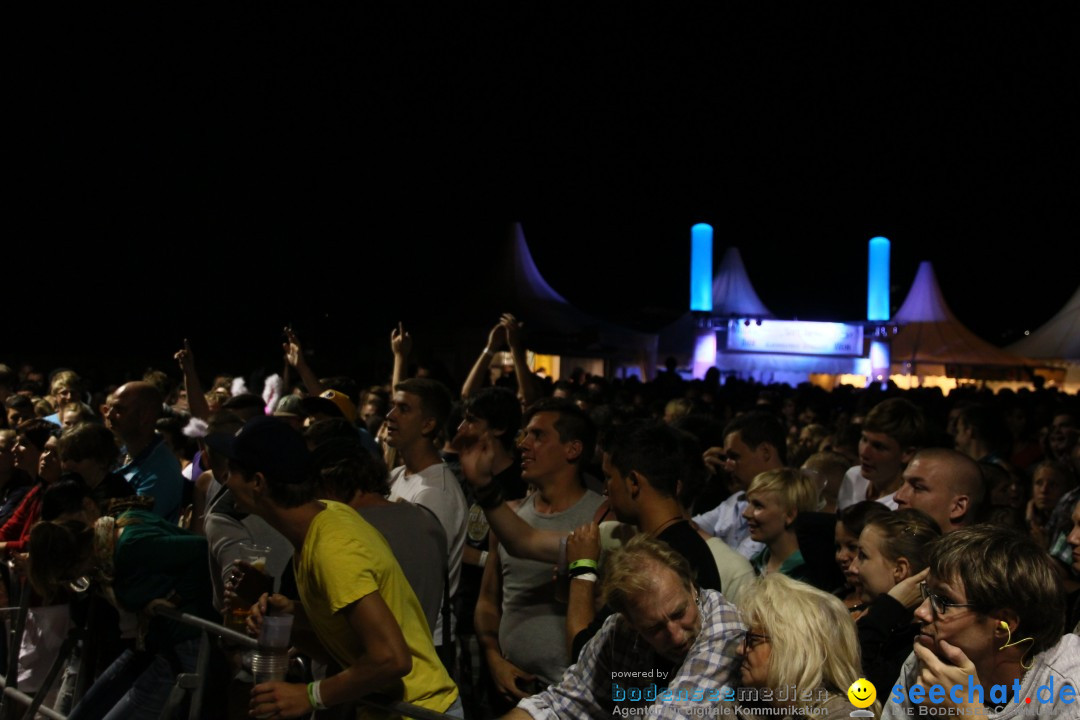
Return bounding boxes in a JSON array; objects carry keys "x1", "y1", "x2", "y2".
[
  {"x1": 358, "y1": 501, "x2": 448, "y2": 639},
  {"x1": 498, "y1": 489, "x2": 605, "y2": 686},
  {"x1": 883, "y1": 634, "x2": 1080, "y2": 719}
]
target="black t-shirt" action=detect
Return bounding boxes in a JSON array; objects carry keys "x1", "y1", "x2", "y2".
[{"x1": 656, "y1": 520, "x2": 721, "y2": 592}]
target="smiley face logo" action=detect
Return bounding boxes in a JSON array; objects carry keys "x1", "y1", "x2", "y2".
[{"x1": 847, "y1": 678, "x2": 876, "y2": 709}]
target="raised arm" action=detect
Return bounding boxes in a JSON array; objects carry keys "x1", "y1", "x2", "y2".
[
  {"x1": 390, "y1": 322, "x2": 412, "y2": 390},
  {"x1": 460, "y1": 431, "x2": 561, "y2": 563},
  {"x1": 282, "y1": 327, "x2": 324, "y2": 397},
  {"x1": 175, "y1": 339, "x2": 210, "y2": 421},
  {"x1": 462, "y1": 320, "x2": 506, "y2": 399},
  {"x1": 564, "y1": 522, "x2": 602, "y2": 655},
  {"x1": 501, "y1": 314, "x2": 539, "y2": 408}
]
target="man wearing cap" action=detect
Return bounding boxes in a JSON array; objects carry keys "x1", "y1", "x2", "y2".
[
  {"x1": 385, "y1": 377, "x2": 468, "y2": 670},
  {"x1": 214, "y1": 417, "x2": 462, "y2": 719},
  {"x1": 295, "y1": 389, "x2": 383, "y2": 459},
  {"x1": 299, "y1": 389, "x2": 356, "y2": 426}
]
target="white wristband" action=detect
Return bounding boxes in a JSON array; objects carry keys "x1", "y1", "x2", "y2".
[
  {"x1": 308, "y1": 680, "x2": 327, "y2": 710},
  {"x1": 479, "y1": 550, "x2": 489, "y2": 566},
  {"x1": 572, "y1": 572, "x2": 598, "y2": 583}
]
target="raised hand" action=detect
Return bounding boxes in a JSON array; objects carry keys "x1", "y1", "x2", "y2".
[
  {"x1": 282, "y1": 326, "x2": 304, "y2": 368},
  {"x1": 459, "y1": 430, "x2": 497, "y2": 487},
  {"x1": 703, "y1": 446, "x2": 726, "y2": 475},
  {"x1": 501, "y1": 313, "x2": 524, "y2": 351},
  {"x1": 391, "y1": 321, "x2": 412, "y2": 357},
  {"x1": 174, "y1": 338, "x2": 195, "y2": 372},
  {"x1": 487, "y1": 321, "x2": 507, "y2": 353}
]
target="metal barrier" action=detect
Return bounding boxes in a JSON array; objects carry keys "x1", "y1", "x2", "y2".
[
  {"x1": 0, "y1": 593, "x2": 457, "y2": 720},
  {"x1": 0, "y1": 582, "x2": 74, "y2": 720},
  {"x1": 154, "y1": 606, "x2": 457, "y2": 720}
]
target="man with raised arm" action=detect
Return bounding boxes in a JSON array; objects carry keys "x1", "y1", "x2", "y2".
[
  {"x1": 471, "y1": 398, "x2": 604, "y2": 708},
  {"x1": 453, "y1": 387, "x2": 529, "y2": 714},
  {"x1": 461, "y1": 313, "x2": 540, "y2": 408},
  {"x1": 462, "y1": 420, "x2": 750, "y2": 663}
]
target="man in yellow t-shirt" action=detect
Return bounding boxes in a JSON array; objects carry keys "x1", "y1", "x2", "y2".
[{"x1": 209, "y1": 416, "x2": 460, "y2": 719}]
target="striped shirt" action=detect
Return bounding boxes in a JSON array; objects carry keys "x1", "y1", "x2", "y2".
[{"x1": 517, "y1": 588, "x2": 745, "y2": 719}]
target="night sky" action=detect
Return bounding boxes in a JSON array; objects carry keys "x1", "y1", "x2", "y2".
[{"x1": 8, "y1": 5, "x2": 1078, "y2": 384}]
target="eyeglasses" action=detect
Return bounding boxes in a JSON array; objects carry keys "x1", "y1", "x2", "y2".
[
  {"x1": 741, "y1": 630, "x2": 770, "y2": 652},
  {"x1": 919, "y1": 581, "x2": 977, "y2": 616}
]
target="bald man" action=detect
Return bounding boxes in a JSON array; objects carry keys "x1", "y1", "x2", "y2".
[
  {"x1": 107, "y1": 381, "x2": 184, "y2": 521},
  {"x1": 893, "y1": 448, "x2": 984, "y2": 533}
]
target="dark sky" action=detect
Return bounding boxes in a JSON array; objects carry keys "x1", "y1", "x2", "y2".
[{"x1": 7, "y1": 5, "x2": 1078, "y2": 381}]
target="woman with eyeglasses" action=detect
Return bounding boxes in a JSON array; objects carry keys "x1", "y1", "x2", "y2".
[
  {"x1": 737, "y1": 573, "x2": 870, "y2": 718},
  {"x1": 848, "y1": 508, "x2": 940, "y2": 695},
  {"x1": 883, "y1": 525, "x2": 1080, "y2": 718}
]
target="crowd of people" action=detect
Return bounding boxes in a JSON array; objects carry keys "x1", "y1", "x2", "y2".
[{"x1": 1, "y1": 314, "x2": 1079, "y2": 719}]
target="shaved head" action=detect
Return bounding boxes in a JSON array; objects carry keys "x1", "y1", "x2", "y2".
[
  {"x1": 894, "y1": 448, "x2": 984, "y2": 532},
  {"x1": 117, "y1": 381, "x2": 163, "y2": 415},
  {"x1": 107, "y1": 381, "x2": 163, "y2": 447}
]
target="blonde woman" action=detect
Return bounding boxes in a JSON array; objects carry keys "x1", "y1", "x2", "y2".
[
  {"x1": 738, "y1": 573, "x2": 872, "y2": 718},
  {"x1": 741, "y1": 468, "x2": 818, "y2": 580}
]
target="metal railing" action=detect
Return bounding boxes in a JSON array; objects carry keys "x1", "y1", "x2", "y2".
[
  {"x1": 153, "y1": 606, "x2": 457, "y2": 720},
  {"x1": 0, "y1": 582, "x2": 74, "y2": 720},
  {"x1": 0, "y1": 587, "x2": 457, "y2": 720}
]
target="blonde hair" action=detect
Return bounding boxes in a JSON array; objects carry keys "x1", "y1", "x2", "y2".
[
  {"x1": 740, "y1": 574, "x2": 873, "y2": 713},
  {"x1": 746, "y1": 468, "x2": 819, "y2": 514},
  {"x1": 601, "y1": 535, "x2": 695, "y2": 614},
  {"x1": 50, "y1": 370, "x2": 80, "y2": 396}
]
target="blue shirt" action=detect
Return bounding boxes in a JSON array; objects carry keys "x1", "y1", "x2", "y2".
[{"x1": 119, "y1": 435, "x2": 184, "y2": 523}]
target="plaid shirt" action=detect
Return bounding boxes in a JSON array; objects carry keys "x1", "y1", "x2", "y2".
[{"x1": 517, "y1": 589, "x2": 745, "y2": 719}]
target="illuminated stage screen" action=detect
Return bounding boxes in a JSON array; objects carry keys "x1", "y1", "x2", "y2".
[{"x1": 725, "y1": 320, "x2": 865, "y2": 357}]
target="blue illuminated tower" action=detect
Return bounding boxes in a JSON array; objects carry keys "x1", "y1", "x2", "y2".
[
  {"x1": 867, "y1": 236, "x2": 891, "y2": 387},
  {"x1": 690, "y1": 223, "x2": 713, "y2": 312},
  {"x1": 690, "y1": 223, "x2": 716, "y2": 378},
  {"x1": 867, "y1": 237, "x2": 890, "y2": 321}
]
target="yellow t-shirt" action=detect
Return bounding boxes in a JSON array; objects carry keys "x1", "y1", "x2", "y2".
[{"x1": 295, "y1": 500, "x2": 458, "y2": 717}]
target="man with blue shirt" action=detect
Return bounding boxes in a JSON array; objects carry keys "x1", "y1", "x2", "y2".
[{"x1": 107, "y1": 381, "x2": 184, "y2": 522}]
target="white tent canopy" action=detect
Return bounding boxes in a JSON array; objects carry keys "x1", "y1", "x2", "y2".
[
  {"x1": 1007, "y1": 285, "x2": 1080, "y2": 360},
  {"x1": 891, "y1": 261, "x2": 1032, "y2": 372},
  {"x1": 711, "y1": 247, "x2": 774, "y2": 318},
  {"x1": 505, "y1": 223, "x2": 658, "y2": 372}
]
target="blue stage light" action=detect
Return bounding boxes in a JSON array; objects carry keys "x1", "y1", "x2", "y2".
[
  {"x1": 690, "y1": 223, "x2": 713, "y2": 312},
  {"x1": 868, "y1": 236, "x2": 890, "y2": 321}
]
